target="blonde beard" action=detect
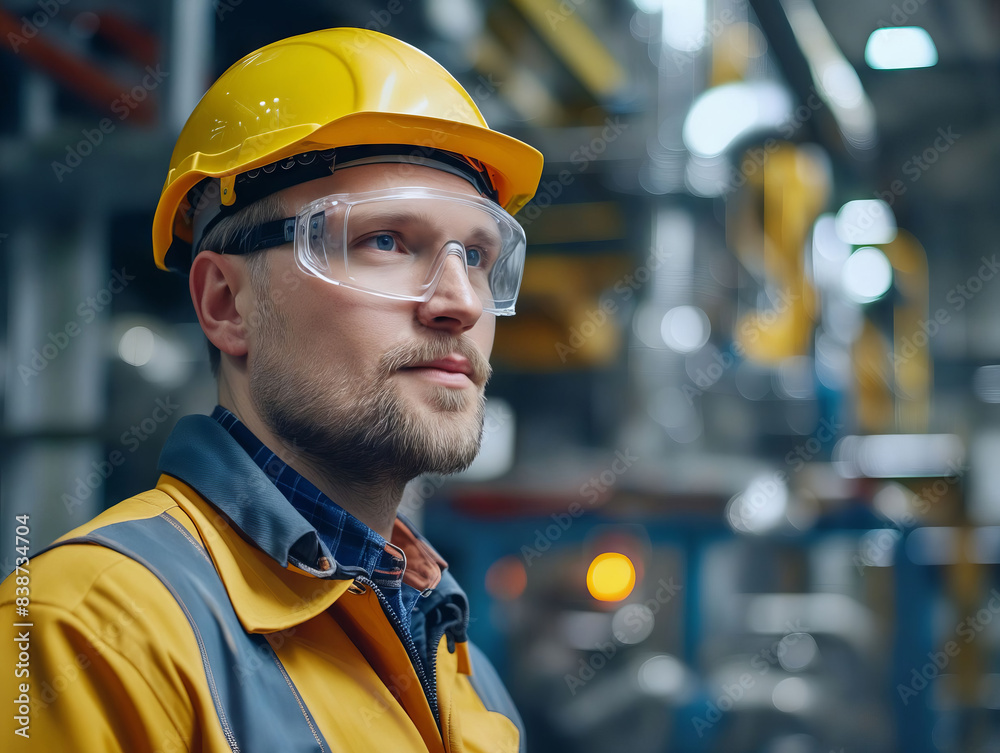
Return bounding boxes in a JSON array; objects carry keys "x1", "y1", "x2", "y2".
[{"x1": 247, "y1": 293, "x2": 490, "y2": 488}]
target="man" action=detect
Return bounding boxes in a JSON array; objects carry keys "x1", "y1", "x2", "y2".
[{"x1": 1, "y1": 28, "x2": 542, "y2": 752}]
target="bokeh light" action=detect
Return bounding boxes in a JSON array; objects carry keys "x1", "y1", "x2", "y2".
[
  {"x1": 865, "y1": 26, "x2": 938, "y2": 70},
  {"x1": 587, "y1": 552, "x2": 637, "y2": 601},
  {"x1": 841, "y1": 246, "x2": 893, "y2": 303},
  {"x1": 118, "y1": 325, "x2": 155, "y2": 367},
  {"x1": 485, "y1": 555, "x2": 527, "y2": 601}
]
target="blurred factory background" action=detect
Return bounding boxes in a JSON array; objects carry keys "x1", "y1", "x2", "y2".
[{"x1": 2, "y1": 0, "x2": 999, "y2": 750}]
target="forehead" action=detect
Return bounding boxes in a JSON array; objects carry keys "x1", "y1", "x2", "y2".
[{"x1": 277, "y1": 162, "x2": 483, "y2": 213}]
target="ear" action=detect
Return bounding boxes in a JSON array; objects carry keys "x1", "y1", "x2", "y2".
[{"x1": 189, "y1": 250, "x2": 250, "y2": 359}]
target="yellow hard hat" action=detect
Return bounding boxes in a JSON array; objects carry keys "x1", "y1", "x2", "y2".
[{"x1": 153, "y1": 27, "x2": 544, "y2": 272}]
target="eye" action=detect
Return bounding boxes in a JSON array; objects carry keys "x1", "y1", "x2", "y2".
[
  {"x1": 465, "y1": 247, "x2": 485, "y2": 268},
  {"x1": 364, "y1": 233, "x2": 398, "y2": 251}
]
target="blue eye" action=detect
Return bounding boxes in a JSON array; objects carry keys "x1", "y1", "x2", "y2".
[
  {"x1": 371, "y1": 234, "x2": 396, "y2": 251},
  {"x1": 465, "y1": 247, "x2": 483, "y2": 267}
]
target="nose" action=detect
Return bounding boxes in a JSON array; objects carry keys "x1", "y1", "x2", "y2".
[{"x1": 416, "y1": 246, "x2": 484, "y2": 334}]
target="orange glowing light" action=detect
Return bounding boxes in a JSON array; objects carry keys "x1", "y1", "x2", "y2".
[
  {"x1": 586, "y1": 552, "x2": 636, "y2": 601},
  {"x1": 485, "y1": 555, "x2": 528, "y2": 601}
]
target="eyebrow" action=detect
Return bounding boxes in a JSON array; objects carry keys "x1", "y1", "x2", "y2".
[{"x1": 353, "y1": 209, "x2": 504, "y2": 246}]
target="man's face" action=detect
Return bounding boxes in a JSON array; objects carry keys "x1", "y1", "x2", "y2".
[{"x1": 245, "y1": 163, "x2": 497, "y2": 485}]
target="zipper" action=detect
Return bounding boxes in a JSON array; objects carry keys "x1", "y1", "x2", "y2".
[
  {"x1": 426, "y1": 601, "x2": 465, "y2": 678},
  {"x1": 354, "y1": 575, "x2": 440, "y2": 726}
]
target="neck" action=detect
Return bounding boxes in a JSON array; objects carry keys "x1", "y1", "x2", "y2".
[
  {"x1": 218, "y1": 384, "x2": 403, "y2": 541},
  {"x1": 280, "y1": 450, "x2": 407, "y2": 541}
]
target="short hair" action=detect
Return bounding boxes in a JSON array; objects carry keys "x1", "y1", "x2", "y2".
[{"x1": 195, "y1": 193, "x2": 285, "y2": 377}]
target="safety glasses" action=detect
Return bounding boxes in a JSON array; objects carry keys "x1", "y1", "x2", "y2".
[{"x1": 226, "y1": 186, "x2": 527, "y2": 315}]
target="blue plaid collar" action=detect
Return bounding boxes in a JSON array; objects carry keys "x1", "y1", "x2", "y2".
[
  {"x1": 210, "y1": 406, "x2": 406, "y2": 590},
  {"x1": 156, "y1": 411, "x2": 468, "y2": 645}
]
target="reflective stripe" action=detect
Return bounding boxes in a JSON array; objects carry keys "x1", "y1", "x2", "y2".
[
  {"x1": 50, "y1": 513, "x2": 328, "y2": 753},
  {"x1": 467, "y1": 642, "x2": 527, "y2": 753}
]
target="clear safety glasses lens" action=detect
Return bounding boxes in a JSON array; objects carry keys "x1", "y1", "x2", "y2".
[{"x1": 293, "y1": 187, "x2": 526, "y2": 315}]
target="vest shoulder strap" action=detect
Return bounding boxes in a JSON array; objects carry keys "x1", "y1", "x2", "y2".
[
  {"x1": 49, "y1": 512, "x2": 329, "y2": 753},
  {"x1": 466, "y1": 641, "x2": 527, "y2": 753}
]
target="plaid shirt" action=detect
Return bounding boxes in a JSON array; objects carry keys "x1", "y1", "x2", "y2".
[{"x1": 211, "y1": 406, "x2": 421, "y2": 632}]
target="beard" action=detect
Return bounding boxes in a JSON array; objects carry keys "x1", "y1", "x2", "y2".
[{"x1": 247, "y1": 298, "x2": 492, "y2": 489}]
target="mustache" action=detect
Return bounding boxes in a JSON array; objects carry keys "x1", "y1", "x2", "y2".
[{"x1": 380, "y1": 337, "x2": 492, "y2": 387}]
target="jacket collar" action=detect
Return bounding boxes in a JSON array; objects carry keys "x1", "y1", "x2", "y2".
[
  {"x1": 159, "y1": 414, "x2": 336, "y2": 575},
  {"x1": 156, "y1": 413, "x2": 469, "y2": 638}
]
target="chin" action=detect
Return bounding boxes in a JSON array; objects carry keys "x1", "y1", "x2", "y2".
[{"x1": 424, "y1": 385, "x2": 478, "y2": 413}]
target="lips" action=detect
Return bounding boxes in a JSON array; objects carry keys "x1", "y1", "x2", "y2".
[
  {"x1": 406, "y1": 356, "x2": 474, "y2": 377},
  {"x1": 400, "y1": 355, "x2": 478, "y2": 385}
]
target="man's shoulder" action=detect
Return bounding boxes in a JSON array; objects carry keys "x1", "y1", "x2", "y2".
[
  {"x1": 0, "y1": 489, "x2": 212, "y2": 745},
  {"x1": 1, "y1": 487, "x2": 194, "y2": 614},
  {"x1": 54, "y1": 485, "x2": 185, "y2": 543}
]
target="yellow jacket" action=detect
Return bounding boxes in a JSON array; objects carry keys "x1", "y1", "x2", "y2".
[{"x1": 1, "y1": 415, "x2": 522, "y2": 752}]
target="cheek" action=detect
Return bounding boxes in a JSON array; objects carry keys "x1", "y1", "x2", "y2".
[
  {"x1": 290, "y1": 282, "x2": 394, "y2": 363},
  {"x1": 472, "y1": 318, "x2": 496, "y2": 359}
]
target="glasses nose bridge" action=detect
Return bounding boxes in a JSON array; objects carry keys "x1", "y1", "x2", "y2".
[
  {"x1": 440, "y1": 239, "x2": 469, "y2": 276},
  {"x1": 427, "y1": 239, "x2": 472, "y2": 292},
  {"x1": 423, "y1": 238, "x2": 486, "y2": 307}
]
